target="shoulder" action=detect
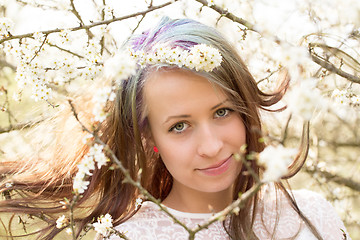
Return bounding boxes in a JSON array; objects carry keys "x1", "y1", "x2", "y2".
[
  {"x1": 291, "y1": 189, "x2": 350, "y2": 240},
  {"x1": 109, "y1": 201, "x2": 228, "y2": 240},
  {"x1": 254, "y1": 187, "x2": 351, "y2": 240},
  {"x1": 109, "y1": 201, "x2": 192, "y2": 240},
  {"x1": 109, "y1": 201, "x2": 164, "y2": 240}
]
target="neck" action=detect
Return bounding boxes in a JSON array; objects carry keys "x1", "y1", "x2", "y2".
[{"x1": 162, "y1": 181, "x2": 233, "y2": 213}]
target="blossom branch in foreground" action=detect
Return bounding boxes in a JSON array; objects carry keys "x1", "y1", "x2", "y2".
[
  {"x1": 67, "y1": 99, "x2": 193, "y2": 235},
  {"x1": 67, "y1": 99, "x2": 264, "y2": 239}
]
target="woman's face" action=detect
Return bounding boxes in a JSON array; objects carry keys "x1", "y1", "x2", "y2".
[{"x1": 144, "y1": 69, "x2": 246, "y2": 198}]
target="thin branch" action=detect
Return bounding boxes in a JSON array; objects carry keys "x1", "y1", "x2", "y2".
[
  {"x1": 125, "y1": 14, "x2": 146, "y2": 43},
  {"x1": 304, "y1": 166, "x2": 360, "y2": 192},
  {"x1": 257, "y1": 67, "x2": 282, "y2": 85},
  {"x1": 191, "y1": 182, "x2": 263, "y2": 237},
  {"x1": 69, "y1": 0, "x2": 94, "y2": 38},
  {"x1": 309, "y1": 47, "x2": 360, "y2": 84},
  {"x1": 47, "y1": 42, "x2": 85, "y2": 59},
  {"x1": 0, "y1": 119, "x2": 44, "y2": 134},
  {"x1": 193, "y1": 0, "x2": 256, "y2": 31},
  {"x1": 28, "y1": 36, "x2": 48, "y2": 64},
  {"x1": 0, "y1": 1, "x2": 177, "y2": 44}
]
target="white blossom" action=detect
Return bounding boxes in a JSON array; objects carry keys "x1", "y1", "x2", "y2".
[
  {"x1": 0, "y1": 17, "x2": 14, "y2": 38},
  {"x1": 130, "y1": 43, "x2": 222, "y2": 72},
  {"x1": 73, "y1": 171, "x2": 90, "y2": 195},
  {"x1": 331, "y1": 89, "x2": 349, "y2": 104},
  {"x1": 65, "y1": 228, "x2": 72, "y2": 235},
  {"x1": 135, "y1": 198, "x2": 143, "y2": 210},
  {"x1": 73, "y1": 143, "x2": 110, "y2": 194},
  {"x1": 104, "y1": 50, "x2": 137, "y2": 83},
  {"x1": 286, "y1": 78, "x2": 327, "y2": 120},
  {"x1": 56, "y1": 215, "x2": 68, "y2": 229},
  {"x1": 189, "y1": 44, "x2": 222, "y2": 72},
  {"x1": 92, "y1": 87, "x2": 116, "y2": 123},
  {"x1": 258, "y1": 145, "x2": 297, "y2": 182},
  {"x1": 351, "y1": 95, "x2": 360, "y2": 106},
  {"x1": 89, "y1": 144, "x2": 110, "y2": 169},
  {"x1": 93, "y1": 213, "x2": 113, "y2": 237}
]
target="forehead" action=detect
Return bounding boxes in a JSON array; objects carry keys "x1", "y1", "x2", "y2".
[{"x1": 143, "y1": 69, "x2": 227, "y2": 116}]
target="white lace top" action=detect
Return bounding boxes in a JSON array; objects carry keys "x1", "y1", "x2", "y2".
[{"x1": 111, "y1": 189, "x2": 351, "y2": 240}]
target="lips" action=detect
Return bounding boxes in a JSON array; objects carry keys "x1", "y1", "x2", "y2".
[{"x1": 197, "y1": 155, "x2": 232, "y2": 176}]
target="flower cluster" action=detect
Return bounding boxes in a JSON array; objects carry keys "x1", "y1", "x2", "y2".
[
  {"x1": 286, "y1": 78, "x2": 327, "y2": 120},
  {"x1": 92, "y1": 86, "x2": 116, "y2": 123},
  {"x1": 0, "y1": 17, "x2": 14, "y2": 39},
  {"x1": 104, "y1": 50, "x2": 137, "y2": 83},
  {"x1": 331, "y1": 88, "x2": 360, "y2": 107},
  {"x1": 129, "y1": 43, "x2": 222, "y2": 72},
  {"x1": 73, "y1": 144, "x2": 110, "y2": 194},
  {"x1": 56, "y1": 215, "x2": 69, "y2": 229},
  {"x1": 257, "y1": 144, "x2": 297, "y2": 182},
  {"x1": 93, "y1": 213, "x2": 113, "y2": 237},
  {"x1": 135, "y1": 197, "x2": 143, "y2": 210}
]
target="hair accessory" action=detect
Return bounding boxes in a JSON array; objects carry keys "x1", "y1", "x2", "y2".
[
  {"x1": 153, "y1": 146, "x2": 159, "y2": 153},
  {"x1": 129, "y1": 43, "x2": 222, "y2": 72}
]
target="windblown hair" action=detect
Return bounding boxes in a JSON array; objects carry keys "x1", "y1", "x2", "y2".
[{"x1": 0, "y1": 17, "x2": 320, "y2": 239}]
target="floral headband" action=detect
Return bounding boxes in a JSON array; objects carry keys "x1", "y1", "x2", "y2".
[{"x1": 128, "y1": 43, "x2": 222, "y2": 72}]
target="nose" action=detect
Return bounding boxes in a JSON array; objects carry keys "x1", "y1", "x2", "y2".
[{"x1": 196, "y1": 124, "x2": 223, "y2": 158}]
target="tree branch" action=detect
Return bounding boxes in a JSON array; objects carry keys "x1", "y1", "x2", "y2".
[
  {"x1": 0, "y1": 119, "x2": 44, "y2": 134},
  {"x1": 0, "y1": 1, "x2": 177, "y2": 44},
  {"x1": 304, "y1": 166, "x2": 360, "y2": 192},
  {"x1": 193, "y1": 0, "x2": 256, "y2": 31},
  {"x1": 309, "y1": 45, "x2": 360, "y2": 84}
]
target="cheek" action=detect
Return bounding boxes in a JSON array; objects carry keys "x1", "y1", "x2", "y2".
[
  {"x1": 225, "y1": 118, "x2": 246, "y2": 145},
  {"x1": 158, "y1": 139, "x2": 194, "y2": 167}
]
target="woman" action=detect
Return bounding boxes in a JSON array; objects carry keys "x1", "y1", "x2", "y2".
[{"x1": 0, "y1": 17, "x2": 350, "y2": 240}]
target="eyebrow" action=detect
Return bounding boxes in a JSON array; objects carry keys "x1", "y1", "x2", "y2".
[{"x1": 163, "y1": 99, "x2": 229, "y2": 125}]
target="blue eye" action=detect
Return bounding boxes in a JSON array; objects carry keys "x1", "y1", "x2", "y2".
[
  {"x1": 215, "y1": 108, "x2": 232, "y2": 118},
  {"x1": 169, "y1": 122, "x2": 189, "y2": 134}
]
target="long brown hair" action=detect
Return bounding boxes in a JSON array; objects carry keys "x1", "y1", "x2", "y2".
[{"x1": 0, "y1": 17, "x2": 320, "y2": 239}]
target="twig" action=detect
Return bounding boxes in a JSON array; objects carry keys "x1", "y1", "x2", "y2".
[
  {"x1": 193, "y1": 0, "x2": 256, "y2": 31},
  {"x1": 28, "y1": 36, "x2": 48, "y2": 64},
  {"x1": 190, "y1": 182, "x2": 263, "y2": 237},
  {"x1": 47, "y1": 42, "x2": 85, "y2": 59},
  {"x1": 69, "y1": 0, "x2": 94, "y2": 38},
  {"x1": 69, "y1": 195, "x2": 79, "y2": 240},
  {"x1": 0, "y1": 119, "x2": 44, "y2": 134},
  {"x1": 309, "y1": 46, "x2": 360, "y2": 84},
  {"x1": 125, "y1": 14, "x2": 146, "y2": 43},
  {"x1": 304, "y1": 166, "x2": 360, "y2": 192}
]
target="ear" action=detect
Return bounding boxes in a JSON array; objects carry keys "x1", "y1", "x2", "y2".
[{"x1": 141, "y1": 124, "x2": 157, "y2": 149}]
